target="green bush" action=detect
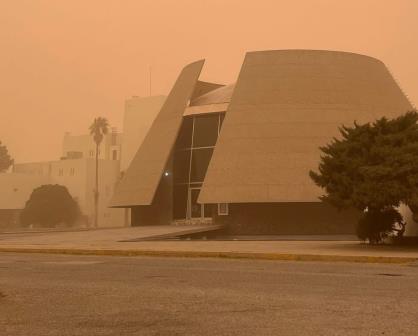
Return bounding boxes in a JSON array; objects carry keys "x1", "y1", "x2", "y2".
[
  {"x1": 356, "y1": 208, "x2": 404, "y2": 244},
  {"x1": 310, "y1": 111, "x2": 418, "y2": 243},
  {"x1": 20, "y1": 184, "x2": 81, "y2": 228}
]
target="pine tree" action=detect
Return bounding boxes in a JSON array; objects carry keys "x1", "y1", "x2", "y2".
[{"x1": 310, "y1": 111, "x2": 418, "y2": 243}]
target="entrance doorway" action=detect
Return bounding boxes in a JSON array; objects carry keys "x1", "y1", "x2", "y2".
[
  {"x1": 188, "y1": 188, "x2": 212, "y2": 219},
  {"x1": 189, "y1": 188, "x2": 202, "y2": 218}
]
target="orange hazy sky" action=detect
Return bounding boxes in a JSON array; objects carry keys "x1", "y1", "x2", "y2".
[{"x1": 1, "y1": 0, "x2": 417, "y2": 163}]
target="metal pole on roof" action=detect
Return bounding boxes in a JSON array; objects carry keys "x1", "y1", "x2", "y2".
[{"x1": 149, "y1": 66, "x2": 152, "y2": 97}]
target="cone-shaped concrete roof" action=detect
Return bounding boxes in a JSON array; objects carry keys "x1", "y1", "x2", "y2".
[{"x1": 199, "y1": 50, "x2": 414, "y2": 203}]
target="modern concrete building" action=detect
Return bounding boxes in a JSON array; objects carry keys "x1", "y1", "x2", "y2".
[
  {"x1": 121, "y1": 95, "x2": 166, "y2": 172},
  {"x1": 110, "y1": 50, "x2": 413, "y2": 234}
]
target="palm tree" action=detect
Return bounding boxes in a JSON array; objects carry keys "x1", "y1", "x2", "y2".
[{"x1": 89, "y1": 117, "x2": 109, "y2": 227}]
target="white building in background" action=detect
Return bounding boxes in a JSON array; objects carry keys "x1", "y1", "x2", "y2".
[
  {"x1": 13, "y1": 128, "x2": 125, "y2": 228},
  {"x1": 62, "y1": 127, "x2": 123, "y2": 161},
  {"x1": 13, "y1": 158, "x2": 124, "y2": 228},
  {"x1": 121, "y1": 95, "x2": 166, "y2": 171},
  {"x1": 0, "y1": 95, "x2": 165, "y2": 229}
]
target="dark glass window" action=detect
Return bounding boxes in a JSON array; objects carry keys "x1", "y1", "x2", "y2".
[
  {"x1": 172, "y1": 113, "x2": 224, "y2": 220},
  {"x1": 193, "y1": 115, "x2": 219, "y2": 147},
  {"x1": 219, "y1": 113, "x2": 225, "y2": 132},
  {"x1": 190, "y1": 189, "x2": 201, "y2": 218},
  {"x1": 189, "y1": 182, "x2": 202, "y2": 188},
  {"x1": 204, "y1": 203, "x2": 213, "y2": 218},
  {"x1": 173, "y1": 150, "x2": 191, "y2": 184},
  {"x1": 175, "y1": 117, "x2": 193, "y2": 149},
  {"x1": 190, "y1": 148, "x2": 213, "y2": 182},
  {"x1": 173, "y1": 185, "x2": 188, "y2": 219}
]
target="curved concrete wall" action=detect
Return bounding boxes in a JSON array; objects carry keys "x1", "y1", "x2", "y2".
[{"x1": 199, "y1": 50, "x2": 413, "y2": 204}]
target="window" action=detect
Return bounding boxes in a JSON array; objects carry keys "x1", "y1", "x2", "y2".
[
  {"x1": 58, "y1": 168, "x2": 64, "y2": 176},
  {"x1": 173, "y1": 150, "x2": 191, "y2": 184},
  {"x1": 172, "y1": 113, "x2": 223, "y2": 220},
  {"x1": 175, "y1": 117, "x2": 193, "y2": 149},
  {"x1": 112, "y1": 150, "x2": 118, "y2": 160},
  {"x1": 69, "y1": 168, "x2": 75, "y2": 176},
  {"x1": 190, "y1": 148, "x2": 213, "y2": 183},
  {"x1": 173, "y1": 185, "x2": 188, "y2": 219},
  {"x1": 218, "y1": 203, "x2": 229, "y2": 216},
  {"x1": 193, "y1": 114, "x2": 219, "y2": 147},
  {"x1": 89, "y1": 150, "x2": 94, "y2": 157}
]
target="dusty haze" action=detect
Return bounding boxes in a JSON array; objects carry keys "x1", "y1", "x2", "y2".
[{"x1": 1, "y1": 0, "x2": 417, "y2": 163}]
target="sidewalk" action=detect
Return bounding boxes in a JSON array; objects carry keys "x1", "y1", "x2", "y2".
[{"x1": 1, "y1": 226, "x2": 418, "y2": 264}]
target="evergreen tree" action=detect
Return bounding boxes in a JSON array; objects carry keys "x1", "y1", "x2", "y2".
[{"x1": 310, "y1": 111, "x2": 418, "y2": 243}]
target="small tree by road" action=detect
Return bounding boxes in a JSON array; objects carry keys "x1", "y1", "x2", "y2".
[
  {"x1": 89, "y1": 117, "x2": 109, "y2": 227},
  {"x1": 20, "y1": 184, "x2": 81, "y2": 228},
  {"x1": 0, "y1": 141, "x2": 13, "y2": 172},
  {"x1": 310, "y1": 111, "x2": 418, "y2": 243}
]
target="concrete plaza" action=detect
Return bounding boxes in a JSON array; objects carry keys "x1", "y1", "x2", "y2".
[{"x1": 1, "y1": 226, "x2": 418, "y2": 263}]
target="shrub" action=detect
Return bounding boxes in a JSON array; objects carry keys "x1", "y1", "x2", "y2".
[
  {"x1": 356, "y1": 208, "x2": 405, "y2": 244},
  {"x1": 20, "y1": 184, "x2": 81, "y2": 228}
]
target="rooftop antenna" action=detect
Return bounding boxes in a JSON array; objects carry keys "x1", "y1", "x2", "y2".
[{"x1": 149, "y1": 66, "x2": 152, "y2": 97}]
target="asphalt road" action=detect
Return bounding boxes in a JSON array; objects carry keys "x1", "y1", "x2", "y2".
[{"x1": 1, "y1": 253, "x2": 418, "y2": 336}]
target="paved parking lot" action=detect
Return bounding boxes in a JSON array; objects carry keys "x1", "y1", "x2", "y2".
[{"x1": 1, "y1": 253, "x2": 418, "y2": 335}]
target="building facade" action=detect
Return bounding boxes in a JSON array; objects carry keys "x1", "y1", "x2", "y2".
[
  {"x1": 121, "y1": 95, "x2": 166, "y2": 172},
  {"x1": 13, "y1": 157, "x2": 124, "y2": 228},
  {"x1": 111, "y1": 50, "x2": 415, "y2": 234},
  {"x1": 62, "y1": 129, "x2": 123, "y2": 161},
  {"x1": 10, "y1": 129, "x2": 125, "y2": 227}
]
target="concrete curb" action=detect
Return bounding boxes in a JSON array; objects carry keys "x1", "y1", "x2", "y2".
[
  {"x1": 0, "y1": 226, "x2": 126, "y2": 235},
  {"x1": 0, "y1": 247, "x2": 417, "y2": 264}
]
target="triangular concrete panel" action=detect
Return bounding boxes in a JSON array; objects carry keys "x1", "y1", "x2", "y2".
[{"x1": 111, "y1": 60, "x2": 205, "y2": 207}]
